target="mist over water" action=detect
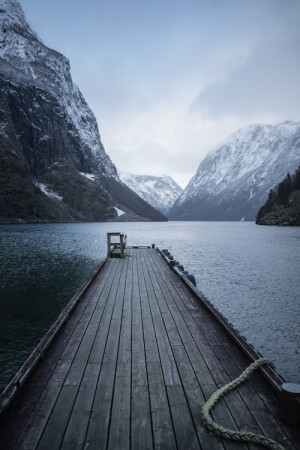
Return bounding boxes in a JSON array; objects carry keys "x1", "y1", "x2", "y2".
[{"x1": 0, "y1": 222, "x2": 299, "y2": 389}]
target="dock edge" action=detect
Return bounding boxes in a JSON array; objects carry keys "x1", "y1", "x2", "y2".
[{"x1": 0, "y1": 258, "x2": 107, "y2": 416}]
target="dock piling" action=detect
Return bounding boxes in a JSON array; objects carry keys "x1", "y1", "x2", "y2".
[{"x1": 281, "y1": 383, "x2": 300, "y2": 426}]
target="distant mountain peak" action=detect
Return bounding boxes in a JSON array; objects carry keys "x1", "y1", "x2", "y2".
[
  {"x1": 0, "y1": 0, "x2": 29, "y2": 25},
  {"x1": 0, "y1": 0, "x2": 43, "y2": 56},
  {"x1": 119, "y1": 172, "x2": 182, "y2": 216},
  {"x1": 169, "y1": 121, "x2": 300, "y2": 221}
]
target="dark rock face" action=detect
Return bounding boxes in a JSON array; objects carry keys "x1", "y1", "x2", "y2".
[
  {"x1": 0, "y1": 0, "x2": 167, "y2": 223},
  {"x1": 0, "y1": 74, "x2": 113, "y2": 222}
]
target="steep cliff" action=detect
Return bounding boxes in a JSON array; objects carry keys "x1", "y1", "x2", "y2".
[{"x1": 0, "y1": 0, "x2": 166, "y2": 222}]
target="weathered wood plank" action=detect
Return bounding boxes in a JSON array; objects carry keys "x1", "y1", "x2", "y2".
[
  {"x1": 107, "y1": 257, "x2": 133, "y2": 450},
  {"x1": 130, "y1": 251, "x2": 153, "y2": 449},
  {"x1": 85, "y1": 258, "x2": 128, "y2": 449},
  {"x1": 141, "y1": 251, "x2": 181, "y2": 387},
  {"x1": 61, "y1": 362, "x2": 101, "y2": 449},
  {"x1": 131, "y1": 385, "x2": 153, "y2": 450},
  {"x1": 137, "y1": 251, "x2": 177, "y2": 449}
]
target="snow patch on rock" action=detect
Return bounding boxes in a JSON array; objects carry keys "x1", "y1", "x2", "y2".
[
  {"x1": 34, "y1": 182, "x2": 63, "y2": 201},
  {"x1": 80, "y1": 172, "x2": 96, "y2": 181},
  {"x1": 114, "y1": 207, "x2": 125, "y2": 217}
]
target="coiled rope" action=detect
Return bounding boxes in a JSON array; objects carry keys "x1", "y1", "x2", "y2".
[{"x1": 201, "y1": 358, "x2": 285, "y2": 450}]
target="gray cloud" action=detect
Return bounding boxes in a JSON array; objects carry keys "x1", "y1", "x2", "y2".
[{"x1": 191, "y1": 34, "x2": 300, "y2": 120}]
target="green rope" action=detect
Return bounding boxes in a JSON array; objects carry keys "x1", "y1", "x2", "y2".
[{"x1": 201, "y1": 358, "x2": 285, "y2": 450}]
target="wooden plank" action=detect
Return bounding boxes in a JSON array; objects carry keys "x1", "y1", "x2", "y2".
[
  {"x1": 131, "y1": 385, "x2": 153, "y2": 450},
  {"x1": 130, "y1": 251, "x2": 153, "y2": 449},
  {"x1": 61, "y1": 362, "x2": 101, "y2": 449},
  {"x1": 137, "y1": 253, "x2": 160, "y2": 365},
  {"x1": 141, "y1": 251, "x2": 181, "y2": 387},
  {"x1": 137, "y1": 250, "x2": 177, "y2": 449},
  {"x1": 36, "y1": 385, "x2": 78, "y2": 450},
  {"x1": 13, "y1": 382, "x2": 62, "y2": 450},
  {"x1": 85, "y1": 258, "x2": 128, "y2": 449},
  {"x1": 107, "y1": 257, "x2": 133, "y2": 450},
  {"x1": 166, "y1": 384, "x2": 201, "y2": 450},
  {"x1": 107, "y1": 367, "x2": 131, "y2": 450},
  {"x1": 176, "y1": 360, "x2": 225, "y2": 450},
  {"x1": 147, "y1": 364, "x2": 177, "y2": 450}
]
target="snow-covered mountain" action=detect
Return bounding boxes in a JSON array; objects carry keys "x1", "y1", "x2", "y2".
[
  {"x1": 169, "y1": 122, "x2": 300, "y2": 221},
  {"x1": 119, "y1": 172, "x2": 182, "y2": 215},
  {"x1": 0, "y1": 0, "x2": 116, "y2": 178},
  {"x1": 0, "y1": 0, "x2": 166, "y2": 222}
]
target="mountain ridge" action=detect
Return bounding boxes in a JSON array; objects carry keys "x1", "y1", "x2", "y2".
[
  {"x1": 169, "y1": 121, "x2": 300, "y2": 221},
  {"x1": 119, "y1": 172, "x2": 182, "y2": 215}
]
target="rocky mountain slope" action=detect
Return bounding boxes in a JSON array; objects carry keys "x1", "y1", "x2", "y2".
[
  {"x1": 169, "y1": 122, "x2": 300, "y2": 221},
  {"x1": 119, "y1": 172, "x2": 182, "y2": 215},
  {"x1": 256, "y1": 166, "x2": 300, "y2": 226},
  {"x1": 0, "y1": 0, "x2": 166, "y2": 222}
]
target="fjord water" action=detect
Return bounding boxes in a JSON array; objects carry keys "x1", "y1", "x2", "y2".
[{"x1": 0, "y1": 222, "x2": 299, "y2": 389}]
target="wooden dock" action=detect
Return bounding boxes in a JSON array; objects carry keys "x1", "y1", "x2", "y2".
[{"x1": 0, "y1": 247, "x2": 299, "y2": 449}]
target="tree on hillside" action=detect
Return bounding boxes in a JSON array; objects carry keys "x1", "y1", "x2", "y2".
[{"x1": 256, "y1": 166, "x2": 300, "y2": 222}]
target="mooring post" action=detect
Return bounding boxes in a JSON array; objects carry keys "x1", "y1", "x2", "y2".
[
  {"x1": 107, "y1": 233, "x2": 111, "y2": 258},
  {"x1": 120, "y1": 233, "x2": 124, "y2": 258},
  {"x1": 152, "y1": 244, "x2": 155, "y2": 249},
  {"x1": 281, "y1": 383, "x2": 300, "y2": 426},
  {"x1": 170, "y1": 260, "x2": 175, "y2": 270}
]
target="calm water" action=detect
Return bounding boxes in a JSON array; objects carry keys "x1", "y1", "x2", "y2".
[{"x1": 0, "y1": 221, "x2": 299, "y2": 389}]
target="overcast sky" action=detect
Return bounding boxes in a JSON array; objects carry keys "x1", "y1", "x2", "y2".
[{"x1": 20, "y1": 0, "x2": 300, "y2": 188}]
